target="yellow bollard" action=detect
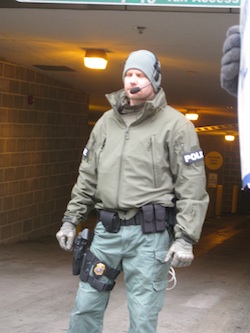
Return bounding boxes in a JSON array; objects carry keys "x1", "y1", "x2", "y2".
[
  {"x1": 231, "y1": 185, "x2": 238, "y2": 213},
  {"x1": 215, "y1": 185, "x2": 223, "y2": 217}
]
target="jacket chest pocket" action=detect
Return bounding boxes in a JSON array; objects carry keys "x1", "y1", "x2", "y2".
[{"x1": 148, "y1": 135, "x2": 166, "y2": 188}]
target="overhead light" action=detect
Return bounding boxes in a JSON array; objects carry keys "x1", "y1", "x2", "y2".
[
  {"x1": 84, "y1": 49, "x2": 108, "y2": 70},
  {"x1": 185, "y1": 111, "x2": 199, "y2": 121},
  {"x1": 225, "y1": 134, "x2": 235, "y2": 142}
]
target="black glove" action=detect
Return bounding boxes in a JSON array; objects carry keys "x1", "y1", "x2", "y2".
[{"x1": 220, "y1": 25, "x2": 241, "y2": 97}]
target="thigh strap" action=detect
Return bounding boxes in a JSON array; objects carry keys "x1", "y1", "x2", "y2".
[{"x1": 80, "y1": 250, "x2": 120, "y2": 292}]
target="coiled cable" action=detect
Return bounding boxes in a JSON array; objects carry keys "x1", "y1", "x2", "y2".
[{"x1": 166, "y1": 266, "x2": 177, "y2": 291}]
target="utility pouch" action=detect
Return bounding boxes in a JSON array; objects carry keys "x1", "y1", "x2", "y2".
[
  {"x1": 99, "y1": 210, "x2": 120, "y2": 233},
  {"x1": 141, "y1": 204, "x2": 155, "y2": 234},
  {"x1": 154, "y1": 204, "x2": 166, "y2": 232}
]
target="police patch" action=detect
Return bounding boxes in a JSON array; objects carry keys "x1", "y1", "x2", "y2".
[{"x1": 183, "y1": 150, "x2": 204, "y2": 165}]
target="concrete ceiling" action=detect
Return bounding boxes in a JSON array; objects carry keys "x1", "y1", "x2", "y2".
[{"x1": 0, "y1": 0, "x2": 240, "y2": 135}]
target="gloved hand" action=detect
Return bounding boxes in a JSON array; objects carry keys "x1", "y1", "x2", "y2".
[
  {"x1": 165, "y1": 238, "x2": 194, "y2": 268},
  {"x1": 56, "y1": 222, "x2": 76, "y2": 252},
  {"x1": 220, "y1": 25, "x2": 241, "y2": 97}
]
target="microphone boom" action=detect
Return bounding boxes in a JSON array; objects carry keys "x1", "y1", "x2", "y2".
[
  {"x1": 130, "y1": 81, "x2": 151, "y2": 94},
  {"x1": 130, "y1": 87, "x2": 141, "y2": 94}
]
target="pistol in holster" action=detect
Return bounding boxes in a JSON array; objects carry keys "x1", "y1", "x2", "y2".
[{"x1": 72, "y1": 228, "x2": 91, "y2": 275}]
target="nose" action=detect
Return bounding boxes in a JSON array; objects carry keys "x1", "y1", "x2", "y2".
[{"x1": 129, "y1": 73, "x2": 138, "y2": 84}]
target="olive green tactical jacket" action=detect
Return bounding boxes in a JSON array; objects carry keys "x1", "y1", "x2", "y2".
[{"x1": 63, "y1": 88, "x2": 209, "y2": 243}]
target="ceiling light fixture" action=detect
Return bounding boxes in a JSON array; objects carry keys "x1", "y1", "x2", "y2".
[
  {"x1": 225, "y1": 134, "x2": 235, "y2": 142},
  {"x1": 185, "y1": 111, "x2": 199, "y2": 121},
  {"x1": 84, "y1": 49, "x2": 108, "y2": 70}
]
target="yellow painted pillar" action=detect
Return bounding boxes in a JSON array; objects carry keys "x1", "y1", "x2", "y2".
[
  {"x1": 231, "y1": 185, "x2": 238, "y2": 213},
  {"x1": 215, "y1": 185, "x2": 223, "y2": 217}
]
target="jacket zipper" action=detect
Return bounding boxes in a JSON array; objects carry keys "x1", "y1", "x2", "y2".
[
  {"x1": 150, "y1": 136, "x2": 158, "y2": 187},
  {"x1": 116, "y1": 127, "x2": 130, "y2": 208}
]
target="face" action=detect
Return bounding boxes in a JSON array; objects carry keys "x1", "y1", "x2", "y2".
[{"x1": 124, "y1": 69, "x2": 155, "y2": 106}]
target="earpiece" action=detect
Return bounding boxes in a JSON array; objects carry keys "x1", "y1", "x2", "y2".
[{"x1": 153, "y1": 54, "x2": 161, "y2": 82}]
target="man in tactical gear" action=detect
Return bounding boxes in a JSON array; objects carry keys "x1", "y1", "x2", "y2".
[{"x1": 56, "y1": 50, "x2": 209, "y2": 333}]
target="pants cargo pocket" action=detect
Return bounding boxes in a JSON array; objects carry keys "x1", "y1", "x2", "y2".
[{"x1": 153, "y1": 250, "x2": 169, "y2": 291}]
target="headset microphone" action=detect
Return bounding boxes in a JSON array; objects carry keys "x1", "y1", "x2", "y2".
[
  {"x1": 130, "y1": 87, "x2": 141, "y2": 94},
  {"x1": 130, "y1": 82, "x2": 151, "y2": 94}
]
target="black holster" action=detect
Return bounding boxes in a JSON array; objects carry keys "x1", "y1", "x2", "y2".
[
  {"x1": 72, "y1": 228, "x2": 90, "y2": 275},
  {"x1": 166, "y1": 206, "x2": 176, "y2": 232}
]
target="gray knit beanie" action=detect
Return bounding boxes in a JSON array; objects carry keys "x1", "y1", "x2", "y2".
[{"x1": 122, "y1": 50, "x2": 161, "y2": 93}]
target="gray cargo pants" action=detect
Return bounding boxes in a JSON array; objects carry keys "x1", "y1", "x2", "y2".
[{"x1": 68, "y1": 222, "x2": 171, "y2": 333}]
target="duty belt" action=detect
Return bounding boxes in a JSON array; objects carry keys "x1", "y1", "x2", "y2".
[
  {"x1": 119, "y1": 213, "x2": 143, "y2": 226},
  {"x1": 98, "y1": 210, "x2": 143, "y2": 232},
  {"x1": 98, "y1": 204, "x2": 176, "y2": 234}
]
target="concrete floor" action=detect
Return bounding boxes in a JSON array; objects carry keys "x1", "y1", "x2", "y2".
[{"x1": 1, "y1": 214, "x2": 250, "y2": 333}]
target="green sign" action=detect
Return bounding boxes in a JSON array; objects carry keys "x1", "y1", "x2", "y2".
[{"x1": 17, "y1": 0, "x2": 241, "y2": 8}]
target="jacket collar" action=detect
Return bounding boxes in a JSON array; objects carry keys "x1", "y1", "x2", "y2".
[{"x1": 105, "y1": 88, "x2": 168, "y2": 122}]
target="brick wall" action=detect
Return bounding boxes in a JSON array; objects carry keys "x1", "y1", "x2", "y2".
[{"x1": 0, "y1": 59, "x2": 89, "y2": 244}]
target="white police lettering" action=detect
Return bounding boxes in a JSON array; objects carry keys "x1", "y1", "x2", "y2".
[
  {"x1": 183, "y1": 150, "x2": 204, "y2": 164},
  {"x1": 83, "y1": 147, "x2": 89, "y2": 157}
]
